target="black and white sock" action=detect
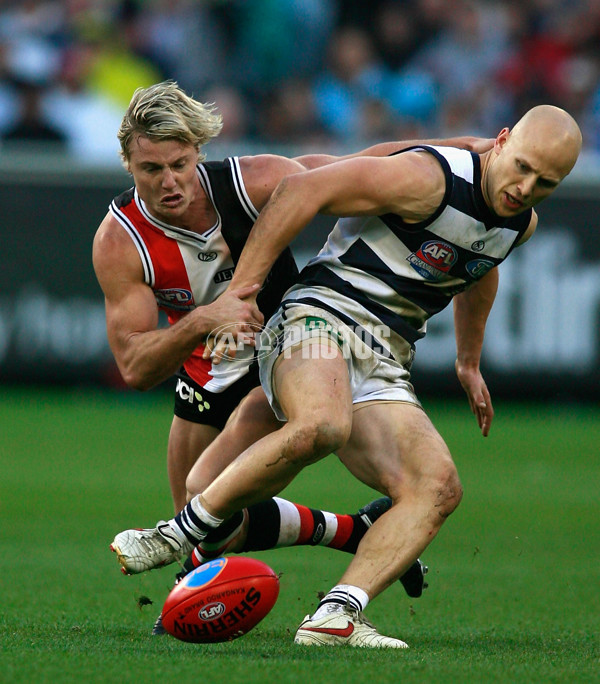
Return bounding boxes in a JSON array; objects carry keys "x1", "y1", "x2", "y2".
[
  {"x1": 179, "y1": 496, "x2": 381, "y2": 572},
  {"x1": 183, "y1": 511, "x2": 246, "y2": 572},
  {"x1": 311, "y1": 584, "x2": 370, "y2": 620},
  {"x1": 169, "y1": 495, "x2": 223, "y2": 547},
  {"x1": 243, "y1": 497, "x2": 370, "y2": 552}
]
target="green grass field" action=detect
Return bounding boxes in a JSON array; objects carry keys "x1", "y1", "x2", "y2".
[{"x1": 0, "y1": 387, "x2": 598, "y2": 683}]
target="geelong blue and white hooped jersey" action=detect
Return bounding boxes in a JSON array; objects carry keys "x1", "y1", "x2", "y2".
[
  {"x1": 281, "y1": 145, "x2": 532, "y2": 363},
  {"x1": 109, "y1": 157, "x2": 298, "y2": 391}
]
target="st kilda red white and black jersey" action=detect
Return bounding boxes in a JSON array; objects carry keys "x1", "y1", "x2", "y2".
[{"x1": 109, "y1": 156, "x2": 298, "y2": 391}]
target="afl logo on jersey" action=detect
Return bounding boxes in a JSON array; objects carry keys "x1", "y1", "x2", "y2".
[
  {"x1": 198, "y1": 251, "x2": 218, "y2": 262},
  {"x1": 465, "y1": 259, "x2": 495, "y2": 279},
  {"x1": 471, "y1": 240, "x2": 485, "y2": 252},
  {"x1": 407, "y1": 240, "x2": 457, "y2": 281},
  {"x1": 155, "y1": 288, "x2": 194, "y2": 311}
]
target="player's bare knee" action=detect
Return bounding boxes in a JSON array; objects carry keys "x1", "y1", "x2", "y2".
[
  {"x1": 312, "y1": 419, "x2": 351, "y2": 455},
  {"x1": 185, "y1": 472, "x2": 201, "y2": 500},
  {"x1": 433, "y1": 463, "x2": 463, "y2": 518},
  {"x1": 283, "y1": 418, "x2": 350, "y2": 464}
]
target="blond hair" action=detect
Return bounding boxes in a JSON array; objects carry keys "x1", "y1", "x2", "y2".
[{"x1": 118, "y1": 81, "x2": 223, "y2": 164}]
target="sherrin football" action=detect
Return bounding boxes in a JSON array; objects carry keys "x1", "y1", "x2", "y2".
[{"x1": 161, "y1": 556, "x2": 280, "y2": 643}]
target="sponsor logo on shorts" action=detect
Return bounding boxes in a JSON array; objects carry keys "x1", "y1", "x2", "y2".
[
  {"x1": 407, "y1": 240, "x2": 457, "y2": 281},
  {"x1": 304, "y1": 317, "x2": 344, "y2": 348},
  {"x1": 175, "y1": 378, "x2": 211, "y2": 412},
  {"x1": 154, "y1": 288, "x2": 194, "y2": 311}
]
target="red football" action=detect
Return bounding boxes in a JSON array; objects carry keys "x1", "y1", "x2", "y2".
[{"x1": 161, "y1": 556, "x2": 280, "y2": 643}]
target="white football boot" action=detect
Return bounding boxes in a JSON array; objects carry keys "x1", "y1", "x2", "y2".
[
  {"x1": 110, "y1": 521, "x2": 193, "y2": 575},
  {"x1": 294, "y1": 607, "x2": 409, "y2": 649}
]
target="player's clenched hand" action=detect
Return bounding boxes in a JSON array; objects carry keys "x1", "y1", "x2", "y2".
[
  {"x1": 201, "y1": 284, "x2": 264, "y2": 363},
  {"x1": 455, "y1": 360, "x2": 494, "y2": 437}
]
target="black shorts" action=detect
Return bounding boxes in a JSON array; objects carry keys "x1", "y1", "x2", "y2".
[{"x1": 173, "y1": 366, "x2": 260, "y2": 430}]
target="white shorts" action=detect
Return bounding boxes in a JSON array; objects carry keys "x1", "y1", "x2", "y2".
[{"x1": 258, "y1": 302, "x2": 421, "y2": 421}]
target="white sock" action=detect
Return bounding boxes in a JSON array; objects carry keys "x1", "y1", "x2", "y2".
[
  {"x1": 171, "y1": 495, "x2": 224, "y2": 546},
  {"x1": 311, "y1": 584, "x2": 370, "y2": 620}
]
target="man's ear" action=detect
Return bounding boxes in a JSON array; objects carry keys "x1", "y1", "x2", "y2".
[{"x1": 494, "y1": 127, "x2": 510, "y2": 153}]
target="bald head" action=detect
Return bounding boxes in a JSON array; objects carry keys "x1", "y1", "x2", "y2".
[
  {"x1": 482, "y1": 106, "x2": 582, "y2": 217},
  {"x1": 509, "y1": 105, "x2": 582, "y2": 178}
]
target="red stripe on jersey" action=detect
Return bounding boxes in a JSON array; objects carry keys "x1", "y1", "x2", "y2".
[
  {"x1": 168, "y1": 310, "x2": 213, "y2": 386},
  {"x1": 116, "y1": 199, "x2": 217, "y2": 386},
  {"x1": 119, "y1": 200, "x2": 193, "y2": 295},
  {"x1": 295, "y1": 505, "x2": 315, "y2": 545},
  {"x1": 328, "y1": 515, "x2": 353, "y2": 549},
  {"x1": 183, "y1": 350, "x2": 213, "y2": 387}
]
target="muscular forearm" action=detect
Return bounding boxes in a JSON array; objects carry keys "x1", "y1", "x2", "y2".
[
  {"x1": 453, "y1": 269, "x2": 499, "y2": 368},
  {"x1": 294, "y1": 137, "x2": 493, "y2": 171},
  {"x1": 453, "y1": 269, "x2": 498, "y2": 437},
  {"x1": 114, "y1": 284, "x2": 262, "y2": 388},
  {"x1": 115, "y1": 309, "x2": 213, "y2": 390},
  {"x1": 354, "y1": 136, "x2": 490, "y2": 157}
]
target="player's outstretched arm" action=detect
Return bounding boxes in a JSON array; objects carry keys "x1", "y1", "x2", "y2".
[
  {"x1": 295, "y1": 136, "x2": 495, "y2": 170},
  {"x1": 453, "y1": 268, "x2": 499, "y2": 437},
  {"x1": 229, "y1": 151, "x2": 445, "y2": 293},
  {"x1": 240, "y1": 137, "x2": 495, "y2": 214},
  {"x1": 206, "y1": 152, "x2": 444, "y2": 363}
]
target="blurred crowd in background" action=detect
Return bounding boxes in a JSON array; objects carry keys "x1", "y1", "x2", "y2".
[{"x1": 1, "y1": 0, "x2": 600, "y2": 164}]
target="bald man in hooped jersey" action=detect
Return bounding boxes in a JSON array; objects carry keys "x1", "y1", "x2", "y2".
[{"x1": 111, "y1": 99, "x2": 580, "y2": 647}]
